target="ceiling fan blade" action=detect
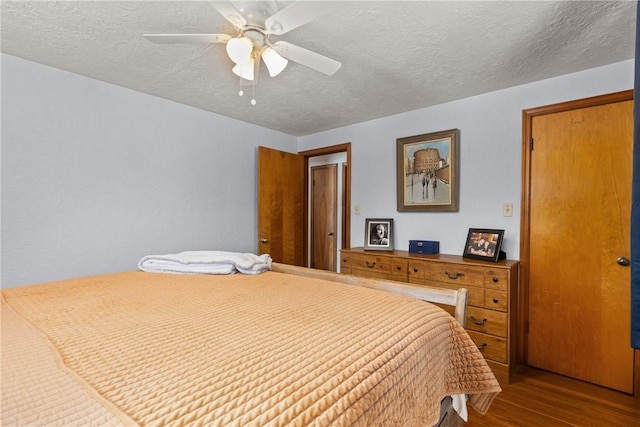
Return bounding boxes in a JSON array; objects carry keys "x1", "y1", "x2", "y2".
[
  {"x1": 144, "y1": 34, "x2": 232, "y2": 44},
  {"x1": 272, "y1": 41, "x2": 341, "y2": 76},
  {"x1": 209, "y1": 1, "x2": 246, "y2": 29},
  {"x1": 265, "y1": 2, "x2": 341, "y2": 35}
]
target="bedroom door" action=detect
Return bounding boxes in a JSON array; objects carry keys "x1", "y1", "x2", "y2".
[
  {"x1": 258, "y1": 146, "x2": 305, "y2": 266},
  {"x1": 525, "y1": 95, "x2": 634, "y2": 393},
  {"x1": 311, "y1": 164, "x2": 338, "y2": 271}
]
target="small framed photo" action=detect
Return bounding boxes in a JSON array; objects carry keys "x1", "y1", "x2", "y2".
[
  {"x1": 463, "y1": 228, "x2": 505, "y2": 262},
  {"x1": 364, "y1": 218, "x2": 394, "y2": 251}
]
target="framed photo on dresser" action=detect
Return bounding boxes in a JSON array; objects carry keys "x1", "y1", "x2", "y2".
[
  {"x1": 364, "y1": 218, "x2": 394, "y2": 251},
  {"x1": 462, "y1": 228, "x2": 504, "y2": 262}
]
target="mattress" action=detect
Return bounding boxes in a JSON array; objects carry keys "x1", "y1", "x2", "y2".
[{"x1": 2, "y1": 270, "x2": 500, "y2": 426}]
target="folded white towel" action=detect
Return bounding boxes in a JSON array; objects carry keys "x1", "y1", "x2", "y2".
[{"x1": 138, "y1": 251, "x2": 272, "y2": 275}]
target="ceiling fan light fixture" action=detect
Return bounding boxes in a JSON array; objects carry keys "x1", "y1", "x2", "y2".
[
  {"x1": 226, "y1": 36, "x2": 253, "y2": 64},
  {"x1": 261, "y1": 47, "x2": 288, "y2": 77},
  {"x1": 232, "y1": 59, "x2": 255, "y2": 81}
]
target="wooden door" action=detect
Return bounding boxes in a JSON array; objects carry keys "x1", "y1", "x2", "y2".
[
  {"x1": 257, "y1": 146, "x2": 305, "y2": 266},
  {"x1": 311, "y1": 164, "x2": 338, "y2": 271},
  {"x1": 526, "y1": 98, "x2": 634, "y2": 393}
]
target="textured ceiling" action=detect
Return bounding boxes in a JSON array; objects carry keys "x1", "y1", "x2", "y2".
[{"x1": 2, "y1": 1, "x2": 636, "y2": 136}]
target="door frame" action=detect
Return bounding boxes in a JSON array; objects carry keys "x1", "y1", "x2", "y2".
[
  {"x1": 520, "y1": 90, "x2": 639, "y2": 395},
  {"x1": 300, "y1": 143, "x2": 351, "y2": 266}
]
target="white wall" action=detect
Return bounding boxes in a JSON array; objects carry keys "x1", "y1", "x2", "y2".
[
  {"x1": 1, "y1": 54, "x2": 297, "y2": 288},
  {"x1": 2, "y1": 55, "x2": 634, "y2": 287},
  {"x1": 298, "y1": 60, "x2": 635, "y2": 259}
]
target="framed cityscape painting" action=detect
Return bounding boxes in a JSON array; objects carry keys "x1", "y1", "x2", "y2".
[{"x1": 396, "y1": 129, "x2": 459, "y2": 212}]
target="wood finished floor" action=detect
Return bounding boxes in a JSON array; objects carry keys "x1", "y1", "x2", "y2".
[{"x1": 465, "y1": 366, "x2": 640, "y2": 427}]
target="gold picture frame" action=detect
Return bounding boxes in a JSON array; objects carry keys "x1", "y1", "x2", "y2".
[{"x1": 396, "y1": 129, "x2": 459, "y2": 212}]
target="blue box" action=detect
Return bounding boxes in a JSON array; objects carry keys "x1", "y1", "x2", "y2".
[{"x1": 409, "y1": 240, "x2": 440, "y2": 255}]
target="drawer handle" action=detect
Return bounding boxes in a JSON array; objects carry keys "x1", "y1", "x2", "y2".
[
  {"x1": 492, "y1": 297, "x2": 499, "y2": 304},
  {"x1": 396, "y1": 265, "x2": 402, "y2": 270},
  {"x1": 365, "y1": 261, "x2": 376, "y2": 268},
  {"x1": 413, "y1": 267, "x2": 419, "y2": 273},
  {"x1": 470, "y1": 316, "x2": 488, "y2": 325},
  {"x1": 477, "y1": 342, "x2": 487, "y2": 351},
  {"x1": 445, "y1": 271, "x2": 464, "y2": 279},
  {"x1": 342, "y1": 258, "x2": 347, "y2": 263}
]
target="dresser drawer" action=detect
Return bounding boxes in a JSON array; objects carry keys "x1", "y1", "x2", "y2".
[
  {"x1": 347, "y1": 253, "x2": 392, "y2": 276},
  {"x1": 466, "y1": 307, "x2": 508, "y2": 337},
  {"x1": 407, "y1": 260, "x2": 425, "y2": 282},
  {"x1": 341, "y1": 254, "x2": 352, "y2": 268},
  {"x1": 424, "y1": 263, "x2": 485, "y2": 287},
  {"x1": 484, "y1": 269, "x2": 509, "y2": 290},
  {"x1": 340, "y1": 255, "x2": 353, "y2": 274},
  {"x1": 484, "y1": 289, "x2": 508, "y2": 312},
  {"x1": 467, "y1": 331, "x2": 508, "y2": 363},
  {"x1": 391, "y1": 258, "x2": 409, "y2": 281}
]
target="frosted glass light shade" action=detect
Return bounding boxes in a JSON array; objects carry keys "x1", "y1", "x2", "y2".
[
  {"x1": 226, "y1": 37, "x2": 253, "y2": 64},
  {"x1": 261, "y1": 47, "x2": 288, "y2": 77},
  {"x1": 232, "y1": 59, "x2": 255, "y2": 81}
]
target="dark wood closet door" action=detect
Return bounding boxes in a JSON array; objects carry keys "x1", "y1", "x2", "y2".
[{"x1": 310, "y1": 164, "x2": 337, "y2": 271}]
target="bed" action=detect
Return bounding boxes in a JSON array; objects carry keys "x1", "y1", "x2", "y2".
[{"x1": 1, "y1": 254, "x2": 501, "y2": 426}]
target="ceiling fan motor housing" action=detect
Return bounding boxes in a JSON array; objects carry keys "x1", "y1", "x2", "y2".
[
  {"x1": 233, "y1": 1, "x2": 279, "y2": 27},
  {"x1": 243, "y1": 28, "x2": 267, "y2": 51}
]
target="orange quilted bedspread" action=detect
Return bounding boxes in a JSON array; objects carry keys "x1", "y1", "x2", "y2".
[{"x1": 2, "y1": 271, "x2": 500, "y2": 426}]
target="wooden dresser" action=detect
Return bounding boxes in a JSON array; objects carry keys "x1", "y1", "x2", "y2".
[{"x1": 340, "y1": 247, "x2": 519, "y2": 384}]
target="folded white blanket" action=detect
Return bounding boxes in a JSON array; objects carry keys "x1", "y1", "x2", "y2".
[{"x1": 138, "y1": 251, "x2": 272, "y2": 275}]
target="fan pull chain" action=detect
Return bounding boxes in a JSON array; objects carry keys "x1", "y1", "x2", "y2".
[
  {"x1": 251, "y1": 80, "x2": 257, "y2": 106},
  {"x1": 238, "y1": 77, "x2": 244, "y2": 97}
]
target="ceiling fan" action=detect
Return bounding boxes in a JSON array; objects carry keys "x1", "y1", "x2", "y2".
[{"x1": 144, "y1": 1, "x2": 342, "y2": 104}]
